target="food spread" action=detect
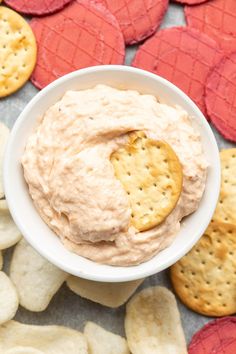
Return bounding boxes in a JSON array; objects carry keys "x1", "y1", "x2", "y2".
[{"x1": 22, "y1": 84, "x2": 207, "y2": 266}]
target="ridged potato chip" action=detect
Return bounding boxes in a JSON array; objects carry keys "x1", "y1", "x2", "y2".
[
  {"x1": 111, "y1": 133, "x2": 183, "y2": 231},
  {"x1": 10, "y1": 239, "x2": 68, "y2": 312},
  {"x1": 125, "y1": 286, "x2": 187, "y2": 354},
  {"x1": 213, "y1": 148, "x2": 236, "y2": 225},
  {"x1": 0, "y1": 200, "x2": 22, "y2": 250},
  {"x1": 0, "y1": 122, "x2": 9, "y2": 198},
  {"x1": 84, "y1": 322, "x2": 130, "y2": 354},
  {"x1": 0, "y1": 321, "x2": 88, "y2": 353},
  {"x1": 67, "y1": 276, "x2": 143, "y2": 308},
  {"x1": 0, "y1": 271, "x2": 19, "y2": 325}
]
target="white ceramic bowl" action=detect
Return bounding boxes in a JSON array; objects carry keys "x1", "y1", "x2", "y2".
[{"x1": 4, "y1": 65, "x2": 220, "y2": 282}]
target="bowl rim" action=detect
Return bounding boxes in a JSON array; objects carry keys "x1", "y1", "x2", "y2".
[{"x1": 3, "y1": 65, "x2": 221, "y2": 282}]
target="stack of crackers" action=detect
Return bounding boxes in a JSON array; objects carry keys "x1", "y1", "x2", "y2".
[{"x1": 171, "y1": 148, "x2": 236, "y2": 317}]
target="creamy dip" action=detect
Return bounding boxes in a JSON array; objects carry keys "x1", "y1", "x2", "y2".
[{"x1": 22, "y1": 85, "x2": 207, "y2": 266}]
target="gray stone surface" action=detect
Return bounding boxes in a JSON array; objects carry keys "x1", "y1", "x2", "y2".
[{"x1": 0, "y1": 2, "x2": 235, "y2": 347}]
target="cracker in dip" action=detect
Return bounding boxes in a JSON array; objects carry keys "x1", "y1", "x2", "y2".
[{"x1": 22, "y1": 85, "x2": 207, "y2": 266}]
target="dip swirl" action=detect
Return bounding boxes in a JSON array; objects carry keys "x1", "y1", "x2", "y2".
[{"x1": 22, "y1": 85, "x2": 207, "y2": 266}]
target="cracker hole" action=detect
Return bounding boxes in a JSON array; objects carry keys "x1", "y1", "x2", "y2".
[
  {"x1": 185, "y1": 284, "x2": 189, "y2": 289},
  {"x1": 220, "y1": 200, "x2": 223, "y2": 204},
  {"x1": 223, "y1": 304, "x2": 227, "y2": 307},
  {"x1": 218, "y1": 266, "x2": 222, "y2": 270},
  {"x1": 166, "y1": 175, "x2": 170, "y2": 179},
  {"x1": 149, "y1": 207, "x2": 153, "y2": 211},
  {"x1": 218, "y1": 293, "x2": 222, "y2": 297},
  {"x1": 3, "y1": 45, "x2": 6, "y2": 49},
  {"x1": 192, "y1": 272, "x2": 196, "y2": 276},
  {"x1": 14, "y1": 53, "x2": 17, "y2": 56},
  {"x1": 1, "y1": 66, "x2": 5, "y2": 69},
  {"x1": 137, "y1": 202, "x2": 141, "y2": 206},
  {"x1": 146, "y1": 165, "x2": 149, "y2": 170},
  {"x1": 225, "y1": 165, "x2": 229, "y2": 169},
  {"x1": 156, "y1": 146, "x2": 160, "y2": 149},
  {"x1": 15, "y1": 77, "x2": 19, "y2": 80},
  {"x1": 22, "y1": 63, "x2": 26, "y2": 67},
  {"x1": 194, "y1": 295, "x2": 198, "y2": 299},
  {"x1": 228, "y1": 230, "x2": 232, "y2": 234},
  {"x1": 3, "y1": 19, "x2": 7, "y2": 22},
  {"x1": 227, "y1": 281, "x2": 230, "y2": 285},
  {"x1": 224, "y1": 180, "x2": 228, "y2": 183},
  {"x1": 229, "y1": 251, "x2": 233, "y2": 255},
  {"x1": 128, "y1": 153, "x2": 131, "y2": 157},
  {"x1": 164, "y1": 159, "x2": 167, "y2": 163},
  {"x1": 206, "y1": 302, "x2": 210, "y2": 306},
  {"x1": 196, "y1": 249, "x2": 200, "y2": 253},
  {"x1": 127, "y1": 191, "x2": 130, "y2": 195},
  {"x1": 24, "y1": 47, "x2": 28, "y2": 51},
  {"x1": 127, "y1": 172, "x2": 131, "y2": 176},
  {"x1": 201, "y1": 261, "x2": 206, "y2": 265},
  {"x1": 4, "y1": 86, "x2": 8, "y2": 90},
  {"x1": 153, "y1": 183, "x2": 157, "y2": 187},
  {"x1": 139, "y1": 187, "x2": 143, "y2": 191},
  {"x1": 232, "y1": 154, "x2": 235, "y2": 158},
  {"x1": 180, "y1": 270, "x2": 184, "y2": 274},
  {"x1": 131, "y1": 214, "x2": 134, "y2": 218},
  {"x1": 206, "y1": 281, "x2": 210, "y2": 285},
  {"x1": 6, "y1": 31, "x2": 9, "y2": 35},
  {"x1": 217, "y1": 239, "x2": 221, "y2": 243},
  {"x1": 162, "y1": 191, "x2": 166, "y2": 196},
  {"x1": 224, "y1": 217, "x2": 228, "y2": 221},
  {"x1": 209, "y1": 251, "x2": 213, "y2": 255},
  {"x1": 142, "y1": 147, "x2": 145, "y2": 151}
]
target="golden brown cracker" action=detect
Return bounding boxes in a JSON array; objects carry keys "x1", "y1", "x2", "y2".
[
  {"x1": 0, "y1": 6, "x2": 37, "y2": 97},
  {"x1": 170, "y1": 221, "x2": 236, "y2": 316},
  {"x1": 111, "y1": 132, "x2": 183, "y2": 232},
  {"x1": 213, "y1": 148, "x2": 236, "y2": 225}
]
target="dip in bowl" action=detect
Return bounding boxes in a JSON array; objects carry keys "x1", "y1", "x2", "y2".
[{"x1": 4, "y1": 66, "x2": 220, "y2": 282}]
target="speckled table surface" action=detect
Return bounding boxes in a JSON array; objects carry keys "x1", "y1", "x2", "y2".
[{"x1": 0, "y1": 2, "x2": 235, "y2": 346}]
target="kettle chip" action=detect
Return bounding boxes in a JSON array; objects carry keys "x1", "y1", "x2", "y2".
[
  {"x1": 170, "y1": 221, "x2": 236, "y2": 316},
  {"x1": 84, "y1": 322, "x2": 129, "y2": 354},
  {"x1": 0, "y1": 122, "x2": 9, "y2": 198},
  {"x1": 0, "y1": 6, "x2": 37, "y2": 97},
  {"x1": 111, "y1": 133, "x2": 183, "y2": 232},
  {"x1": 0, "y1": 200, "x2": 22, "y2": 250},
  {"x1": 0, "y1": 271, "x2": 19, "y2": 325},
  {"x1": 213, "y1": 148, "x2": 236, "y2": 225},
  {"x1": 66, "y1": 276, "x2": 144, "y2": 308},
  {"x1": 0, "y1": 321, "x2": 88, "y2": 353},
  {"x1": 125, "y1": 286, "x2": 187, "y2": 354},
  {"x1": 10, "y1": 239, "x2": 68, "y2": 312}
]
